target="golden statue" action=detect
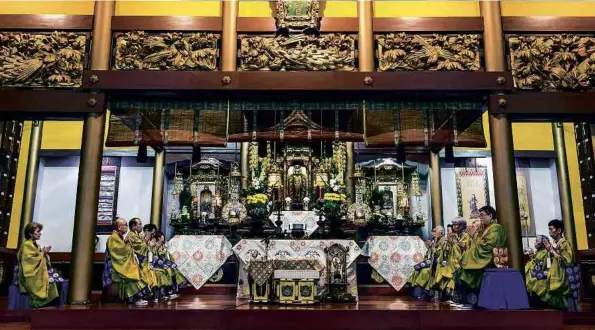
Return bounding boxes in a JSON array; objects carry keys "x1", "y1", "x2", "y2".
[{"x1": 288, "y1": 164, "x2": 308, "y2": 203}]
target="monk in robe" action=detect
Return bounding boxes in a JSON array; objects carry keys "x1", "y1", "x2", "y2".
[
  {"x1": 408, "y1": 226, "x2": 446, "y2": 301},
  {"x1": 160, "y1": 236, "x2": 188, "y2": 299},
  {"x1": 544, "y1": 219, "x2": 579, "y2": 311},
  {"x1": 104, "y1": 218, "x2": 150, "y2": 305},
  {"x1": 17, "y1": 222, "x2": 61, "y2": 308},
  {"x1": 126, "y1": 218, "x2": 156, "y2": 296},
  {"x1": 435, "y1": 218, "x2": 470, "y2": 301},
  {"x1": 150, "y1": 232, "x2": 173, "y2": 300},
  {"x1": 459, "y1": 206, "x2": 507, "y2": 305},
  {"x1": 525, "y1": 235, "x2": 550, "y2": 307}
]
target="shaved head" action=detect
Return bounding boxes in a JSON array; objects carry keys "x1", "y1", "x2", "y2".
[{"x1": 115, "y1": 218, "x2": 128, "y2": 235}]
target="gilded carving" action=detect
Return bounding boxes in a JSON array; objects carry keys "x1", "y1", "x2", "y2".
[
  {"x1": 239, "y1": 34, "x2": 355, "y2": 71},
  {"x1": 275, "y1": 0, "x2": 321, "y2": 34},
  {"x1": 113, "y1": 31, "x2": 219, "y2": 71},
  {"x1": 0, "y1": 32, "x2": 88, "y2": 87},
  {"x1": 377, "y1": 33, "x2": 481, "y2": 72},
  {"x1": 509, "y1": 34, "x2": 595, "y2": 91}
]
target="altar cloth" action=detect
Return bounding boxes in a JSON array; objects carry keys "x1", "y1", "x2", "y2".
[
  {"x1": 361, "y1": 236, "x2": 427, "y2": 291},
  {"x1": 233, "y1": 239, "x2": 361, "y2": 299},
  {"x1": 477, "y1": 268, "x2": 530, "y2": 310},
  {"x1": 167, "y1": 235, "x2": 233, "y2": 289},
  {"x1": 268, "y1": 211, "x2": 319, "y2": 237}
]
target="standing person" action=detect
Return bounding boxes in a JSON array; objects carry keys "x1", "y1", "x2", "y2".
[
  {"x1": 17, "y1": 223, "x2": 64, "y2": 308},
  {"x1": 458, "y1": 206, "x2": 507, "y2": 305},
  {"x1": 104, "y1": 218, "x2": 150, "y2": 305},
  {"x1": 408, "y1": 226, "x2": 446, "y2": 301},
  {"x1": 545, "y1": 219, "x2": 579, "y2": 311},
  {"x1": 525, "y1": 235, "x2": 550, "y2": 307},
  {"x1": 127, "y1": 218, "x2": 156, "y2": 296}
]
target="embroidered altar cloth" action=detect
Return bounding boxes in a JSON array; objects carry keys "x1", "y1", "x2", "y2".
[
  {"x1": 361, "y1": 236, "x2": 427, "y2": 291},
  {"x1": 167, "y1": 235, "x2": 233, "y2": 289},
  {"x1": 233, "y1": 239, "x2": 361, "y2": 299}
]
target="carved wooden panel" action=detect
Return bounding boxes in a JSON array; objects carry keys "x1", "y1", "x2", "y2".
[
  {"x1": 239, "y1": 34, "x2": 356, "y2": 71},
  {"x1": 508, "y1": 34, "x2": 595, "y2": 91},
  {"x1": 376, "y1": 33, "x2": 482, "y2": 72},
  {"x1": 0, "y1": 32, "x2": 89, "y2": 87},
  {"x1": 112, "y1": 31, "x2": 219, "y2": 71}
]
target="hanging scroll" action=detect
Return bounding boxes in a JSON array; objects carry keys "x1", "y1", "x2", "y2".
[
  {"x1": 516, "y1": 170, "x2": 536, "y2": 237},
  {"x1": 455, "y1": 167, "x2": 489, "y2": 221},
  {"x1": 96, "y1": 157, "x2": 121, "y2": 234}
]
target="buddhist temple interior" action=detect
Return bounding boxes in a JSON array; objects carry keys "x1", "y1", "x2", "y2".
[{"x1": 2, "y1": 1, "x2": 595, "y2": 329}]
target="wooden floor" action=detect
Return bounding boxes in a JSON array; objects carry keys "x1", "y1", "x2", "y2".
[{"x1": 2, "y1": 295, "x2": 594, "y2": 330}]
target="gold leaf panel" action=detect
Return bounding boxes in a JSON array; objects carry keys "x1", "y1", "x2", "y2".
[
  {"x1": 113, "y1": 31, "x2": 219, "y2": 71},
  {"x1": 0, "y1": 32, "x2": 88, "y2": 87},
  {"x1": 509, "y1": 34, "x2": 595, "y2": 91},
  {"x1": 377, "y1": 33, "x2": 482, "y2": 72},
  {"x1": 239, "y1": 33, "x2": 356, "y2": 71}
]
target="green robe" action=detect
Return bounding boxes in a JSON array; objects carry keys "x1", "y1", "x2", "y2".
[
  {"x1": 151, "y1": 245, "x2": 173, "y2": 289},
  {"x1": 17, "y1": 239, "x2": 58, "y2": 308},
  {"x1": 525, "y1": 248, "x2": 549, "y2": 302},
  {"x1": 545, "y1": 237, "x2": 575, "y2": 310},
  {"x1": 107, "y1": 231, "x2": 148, "y2": 301},
  {"x1": 127, "y1": 231, "x2": 156, "y2": 288},
  {"x1": 460, "y1": 222, "x2": 507, "y2": 289},
  {"x1": 434, "y1": 237, "x2": 455, "y2": 292},
  {"x1": 409, "y1": 237, "x2": 445, "y2": 291}
]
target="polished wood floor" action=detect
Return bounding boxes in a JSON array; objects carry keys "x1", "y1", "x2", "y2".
[{"x1": 2, "y1": 295, "x2": 594, "y2": 330}]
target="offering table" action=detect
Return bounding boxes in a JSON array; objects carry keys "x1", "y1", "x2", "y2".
[
  {"x1": 361, "y1": 236, "x2": 427, "y2": 291},
  {"x1": 167, "y1": 235, "x2": 234, "y2": 289},
  {"x1": 233, "y1": 239, "x2": 361, "y2": 300}
]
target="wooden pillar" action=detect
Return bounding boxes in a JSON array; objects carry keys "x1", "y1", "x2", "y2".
[
  {"x1": 552, "y1": 123, "x2": 578, "y2": 250},
  {"x1": 430, "y1": 150, "x2": 443, "y2": 227},
  {"x1": 353, "y1": 0, "x2": 374, "y2": 199},
  {"x1": 68, "y1": 0, "x2": 114, "y2": 304},
  {"x1": 221, "y1": 0, "x2": 245, "y2": 187},
  {"x1": 150, "y1": 149, "x2": 165, "y2": 230},
  {"x1": 18, "y1": 120, "x2": 43, "y2": 247},
  {"x1": 480, "y1": 1, "x2": 523, "y2": 272}
]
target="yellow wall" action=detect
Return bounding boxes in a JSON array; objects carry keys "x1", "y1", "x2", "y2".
[{"x1": 1, "y1": 0, "x2": 591, "y2": 250}]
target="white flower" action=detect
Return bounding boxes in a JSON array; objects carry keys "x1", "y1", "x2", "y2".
[
  {"x1": 333, "y1": 186, "x2": 339, "y2": 192},
  {"x1": 303, "y1": 197, "x2": 310, "y2": 202},
  {"x1": 285, "y1": 197, "x2": 292, "y2": 202}
]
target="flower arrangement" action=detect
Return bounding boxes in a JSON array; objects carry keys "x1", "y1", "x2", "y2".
[
  {"x1": 243, "y1": 178, "x2": 270, "y2": 219},
  {"x1": 315, "y1": 176, "x2": 347, "y2": 220}
]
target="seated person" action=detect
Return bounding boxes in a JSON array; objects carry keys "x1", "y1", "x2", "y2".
[
  {"x1": 126, "y1": 218, "x2": 156, "y2": 296},
  {"x1": 17, "y1": 222, "x2": 65, "y2": 308},
  {"x1": 435, "y1": 218, "x2": 470, "y2": 301},
  {"x1": 149, "y1": 232, "x2": 173, "y2": 301},
  {"x1": 408, "y1": 226, "x2": 446, "y2": 301},
  {"x1": 103, "y1": 218, "x2": 150, "y2": 305},
  {"x1": 458, "y1": 206, "x2": 507, "y2": 305},
  {"x1": 544, "y1": 219, "x2": 579, "y2": 311},
  {"x1": 143, "y1": 223, "x2": 157, "y2": 240},
  {"x1": 525, "y1": 235, "x2": 550, "y2": 307}
]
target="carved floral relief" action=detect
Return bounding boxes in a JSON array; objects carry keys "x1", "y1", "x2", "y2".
[
  {"x1": 113, "y1": 31, "x2": 219, "y2": 71},
  {"x1": 508, "y1": 34, "x2": 595, "y2": 91},
  {"x1": 376, "y1": 33, "x2": 482, "y2": 72},
  {"x1": 0, "y1": 32, "x2": 88, "y2": 87},
  {"x1": 239, "y1": 33, "x2": 356, "y2": 71}
]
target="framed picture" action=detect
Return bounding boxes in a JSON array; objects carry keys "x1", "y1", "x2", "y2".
[
  {"x1": 455, "y1": 167, "x2": 489, "y2": 221},
  {"x1": 96, "y1": 157, "x2": 121, "y2": 234}
]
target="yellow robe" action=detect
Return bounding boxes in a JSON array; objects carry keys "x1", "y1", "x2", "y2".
[
  {"x1": 408, "y1": 237, "x2": 445, "y2": 292},
  {"x1": 434, "y1": 236, "x2": 457, "y2": 292},
  {"x1": 151, "y1": 245, "x2": 173, "y2": 290},
  {"x1": 460, "y1": 222, "x2": 507, "y2": 289},
  {"x1": 107, "y1": 231, "x2": 148, "y2": 302},
  {"x1": 17, "y1": 239, "x2": 58, "y2": 308},
  {"x1": 545, "y1": 237, "x2": 575, "y2": 310},
  {"x1": 127, "y1": 231, "x2": 156, "y2": 288},
  {"x1": 525, "y1": 248, "x2": 549, "y2": 302}
]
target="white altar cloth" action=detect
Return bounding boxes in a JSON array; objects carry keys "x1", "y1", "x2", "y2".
[
  {"x1": 268, "y1": 211, "x2": 319, "y2": 237},
  {"x1": 361, "y1": 236, "x2": 427, "y2": 291},
  {"x1": 233, "y1": 239, "x2": 361, "y2": 299},
  {"x1": 167, "y1": 235, "x2": 233, "y2": 289}
]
